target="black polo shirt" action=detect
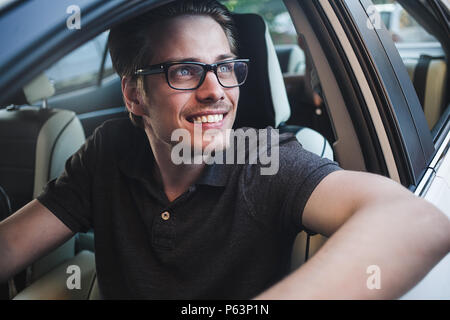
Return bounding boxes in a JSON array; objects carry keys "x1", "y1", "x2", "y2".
[{"x1": 37, "y1": 118, "x2": 341, "y2": 299}]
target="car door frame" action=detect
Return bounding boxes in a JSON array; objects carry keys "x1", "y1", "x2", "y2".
[
  {"x1": 353, "y1": 0, "x2": 449, "y2": 189},
  {"x1": 286, "y1": 0, "x2": 449, "y2": 299},
  {"x1": 287, "y1": 0, "x2": 444, "y2": 188}
]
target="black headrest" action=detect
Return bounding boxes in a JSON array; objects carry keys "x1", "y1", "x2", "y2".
[{"x1": 232, "y1": 13, "x2": 290, "y2": 129}]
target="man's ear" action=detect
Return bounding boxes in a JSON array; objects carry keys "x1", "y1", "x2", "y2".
[{"x1": 121, "y1": 76, "x2": 147, "y2": 117}]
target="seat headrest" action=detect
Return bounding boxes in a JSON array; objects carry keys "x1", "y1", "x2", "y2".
[
  {"x1": 1, "y1": 73, "x2": 55, "y2": 107},
  {"x1": 232, "y1": 13, "x2": 290, "y2": 129}
]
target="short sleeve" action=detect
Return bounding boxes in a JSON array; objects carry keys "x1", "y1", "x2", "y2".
[
  {"x1": 36, "y1": 128, "x2": 101, "y2": 233},
  {"x1": 281, "y1": 142, "x2": 342, "y2": 232},
  {"x1": 242, "y1": 131, "x2": 342, "y2": 234}
]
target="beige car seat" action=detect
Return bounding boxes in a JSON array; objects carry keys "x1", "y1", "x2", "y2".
[
  {"x1": 0, "y1": 74, "x2": 96, "y2": 299},
  {"x1": 405, "y1": 55, "x2": 447, "y2": 129}
]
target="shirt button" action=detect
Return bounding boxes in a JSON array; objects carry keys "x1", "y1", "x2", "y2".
[{"x1": 161, "y1": 211, "x2": 170, "y2": 221}]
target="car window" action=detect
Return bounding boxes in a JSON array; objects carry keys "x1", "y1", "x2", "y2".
[
  {"x1": 375, "y1": 2, "x2": 438, "y2": 43},
  {"x1": 380, "y1": 10, "x2": 391, "y2": 29},
  {"x1": 373, "y1": 0, "x2": 448, "y2": 135},
  {"x1": 44, "y1": 31, "x2": 114, "y2": 95}
]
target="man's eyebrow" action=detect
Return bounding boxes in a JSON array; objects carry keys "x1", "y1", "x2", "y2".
[
  {"x1": 216, "y1": 53, "x2": 237, "y2": 61},
  {"x1": 166, "y1": 54, "x2": 238, "y2": 63}
]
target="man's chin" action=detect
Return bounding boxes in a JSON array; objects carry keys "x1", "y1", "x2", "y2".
[
  {"x1": 194, "y1": 137, "x2": 228, "y2": 155},
  {"x1": 169, "y1": 123, "x2": 233, "y2": 165},
  {"x1": 168, "y1": 137, "x2": 228, "y2": 166}
]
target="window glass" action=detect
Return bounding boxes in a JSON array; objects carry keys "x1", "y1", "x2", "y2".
[
  {"x1": 373, "y1": 0, "x2": 448, "y2": 134},
  {"x1": 374, "y1": 2, "x2": 438, "y2": 43},
  {"x1": 380, "y1": 11, "x2": 391, "y2": 29},
  {"x1": 44, "y1": 31, "x2": 113, "y2": 95}
]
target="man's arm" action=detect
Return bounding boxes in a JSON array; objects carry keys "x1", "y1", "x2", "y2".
[
  {"x1": 0, "y1": 199, "x2": 74, "y2": 283},
  {"x1": 255, "y1": 170, "x2": 450, "y2": 299}
]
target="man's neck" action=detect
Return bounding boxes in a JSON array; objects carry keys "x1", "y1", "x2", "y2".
[{"x1": 144, "y1": 128, "x2": 205, "y2": 203}]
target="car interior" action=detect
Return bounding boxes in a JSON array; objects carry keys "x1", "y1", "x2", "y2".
[
  {"x1": 0, "y1": 11, "x2": 334, "y2": 300},
  {"x1": 0, "y1": 0, "x2": 448, "y2": 299}
]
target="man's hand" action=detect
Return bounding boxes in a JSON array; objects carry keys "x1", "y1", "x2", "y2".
[{"x1": 255, "y1": 170, "x2": 450, "y2": 299}]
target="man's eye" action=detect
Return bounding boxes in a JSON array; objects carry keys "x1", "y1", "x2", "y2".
[
  {"x1": 218, "y1": 64, "x2": 233, "y2": 73},
  {"x1": 176, "y1": 67, "x2": 192, "y2": 76},
  {"x1": 170, "y1": 65, "x2": 202, "y2": 78}
]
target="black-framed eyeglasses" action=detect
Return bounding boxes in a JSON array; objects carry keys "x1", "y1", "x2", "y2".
[{"x1": 135, "y1": 59, "x2": 249, "y2": 90}]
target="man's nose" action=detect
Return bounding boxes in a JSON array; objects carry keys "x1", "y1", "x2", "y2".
[{"x1": 195, "y1": 70, "x2": 224, "y2": 102}]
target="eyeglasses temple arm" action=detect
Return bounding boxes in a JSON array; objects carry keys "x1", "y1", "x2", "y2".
[{"x1": 135, "y1": 67, "x2": 165, "y2": 76}]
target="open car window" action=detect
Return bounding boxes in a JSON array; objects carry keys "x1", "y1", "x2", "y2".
[{"x1": 373, "y1": 0, "x2": 448, "y2": 138}]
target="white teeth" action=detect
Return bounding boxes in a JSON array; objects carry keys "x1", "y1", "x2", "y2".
[{"x1": 191, "y1": 114, "x2": 224, "y2": 123}]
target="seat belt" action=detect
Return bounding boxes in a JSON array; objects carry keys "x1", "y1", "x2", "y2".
[
  {"x1": 413, "y1": 55, "x2": 446, "y2": 109},
  {"x1": 304, "y1": 232, "x2": 311, "y2": 262},
  {"x1": 413, "y1": 54, "x2": 432, "y2": 109},
  {"x1": 304, "y1": 230, "x2": 317, "y2": 262},
  {"x1": 0, "y1": 185, "x2": 11, "y2": 221}
]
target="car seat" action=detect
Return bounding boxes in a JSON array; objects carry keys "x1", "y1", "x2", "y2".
[
  {"x1": 404, "y1": 55, "x2": 447, "y2": 130},
  {"x1": 0, "y1": 74, "x2": 96, "y2": 298},
  {"x1": 6, "y1": 12, "x2": 334, "y2": 299},
  {"x1": 232, "y1": 13, "x2": 333, "y2": 271}
]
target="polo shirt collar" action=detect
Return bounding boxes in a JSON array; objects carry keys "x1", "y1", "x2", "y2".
[
  {"x1": 195, "y1": 156, "x2": 231, "y2": 187},
  {"x1": 118, "y1": 127, "x2": 230, "y2": 187}
]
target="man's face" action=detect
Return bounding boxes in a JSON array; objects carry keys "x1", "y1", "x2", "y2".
[{"x1": 139, "y1": 15, "x2": 239, "y2": 153}]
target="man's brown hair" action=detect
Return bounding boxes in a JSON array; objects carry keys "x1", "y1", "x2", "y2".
[{"x1": 108, "y1": 0, "x2": 237, "y2": 128}]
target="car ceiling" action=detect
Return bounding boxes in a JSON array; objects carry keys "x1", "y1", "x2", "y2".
[{"x1": 0, "y1": 0, "x2": 172, "y2": 106}]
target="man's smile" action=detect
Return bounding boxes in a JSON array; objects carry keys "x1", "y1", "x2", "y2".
[{"x1": 184, "y1": 109, "x2": 231, "y2": 128}]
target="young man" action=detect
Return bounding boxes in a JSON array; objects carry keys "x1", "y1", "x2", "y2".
[{"x1": 0, "y1": 0, "x2": 449, "y2": 299}]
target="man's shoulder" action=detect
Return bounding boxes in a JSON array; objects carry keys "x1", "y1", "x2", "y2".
[
  {"x1": 232, "y1": 125, "x2": 339, "y2": 175},
  {"x1": 233, "y1": 126, "x2": 298, "y2": 149},
  {"x1": 93, "y1": 117, "x2": 138, "y2": 138},
  {"x1": 88, "y1": 118, "x2": 146, "y2": 156},
  {"x1": 91, "y1": 118, "x2": 145, "y2": 144}
]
